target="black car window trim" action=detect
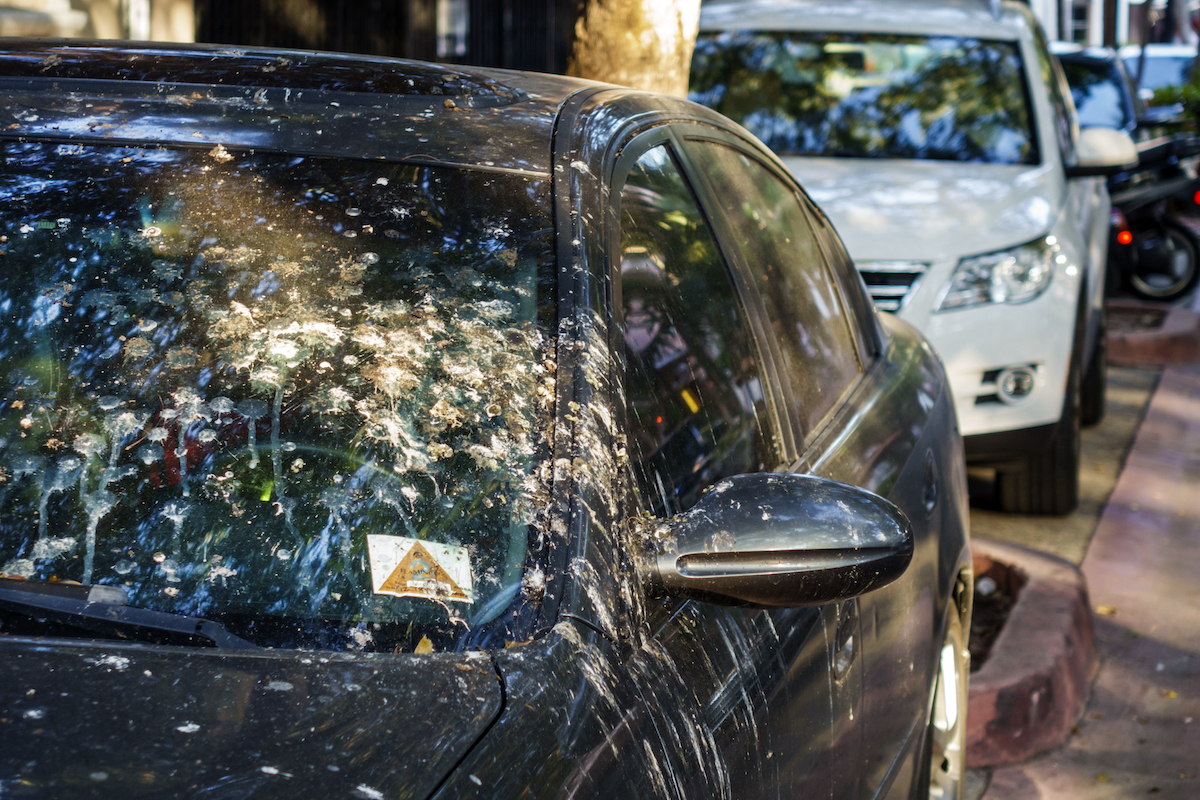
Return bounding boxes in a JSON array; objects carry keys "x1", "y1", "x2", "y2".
[
  {"x1": 530, "y1": 84, "x2": 616, "y2": 645},
  {"x1": 672, "y1": 127, "x2": 872, "y2": 449}
]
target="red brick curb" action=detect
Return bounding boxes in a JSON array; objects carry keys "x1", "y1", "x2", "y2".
[
  {"x1": 966, "y1": 539, "x2": 1097, "y2": 768},
  {"x1": 1107, "y1": 298, "x2": 1200, "y2": 366}
]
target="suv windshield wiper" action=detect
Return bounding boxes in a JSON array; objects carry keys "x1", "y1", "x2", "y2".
[{"x1": 0, "y1": 577, "x2": 258, "y2": 649}]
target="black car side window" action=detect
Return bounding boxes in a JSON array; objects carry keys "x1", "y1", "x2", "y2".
[
  {"x1": 618, "y1": 145, "x2": 775, "y2": 518},
  {"x1": 687, "y1": 142, "x2": 863, "y2": 440}
]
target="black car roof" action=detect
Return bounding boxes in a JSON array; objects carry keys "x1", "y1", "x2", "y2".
[{"x1": 0, "y1": 40, "x2": 603, "y2": 175}]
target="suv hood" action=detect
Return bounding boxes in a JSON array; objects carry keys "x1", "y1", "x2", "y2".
[
  {"x1": 0, "y1": 638, "x2": 502, "y2": 798},
  {"x1": 781, "y1": 157, "x2": 1061, "y2": 261}
]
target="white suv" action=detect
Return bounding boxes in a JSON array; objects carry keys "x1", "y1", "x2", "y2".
[{"x1": 692, "y1": 0, "x2": 1136, "y2": 514}]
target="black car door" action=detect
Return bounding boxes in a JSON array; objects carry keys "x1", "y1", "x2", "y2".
[
  {"x1": 681, "y1": 132, "x2": 962, "y2": 797},
  {"x1": 799, "y1": 195, "x2": 959, "y2": 800},
  {"x1": 611, "y1": 130, "x2": 863, "y2": 798}
]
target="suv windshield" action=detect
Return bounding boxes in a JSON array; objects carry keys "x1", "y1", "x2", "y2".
[
  {"x1": 0, "y1": 141, "x2": 555, "y2": 652},
  {"x1": 691, "y1": 31, "x2": 1038, "y2": 164}
]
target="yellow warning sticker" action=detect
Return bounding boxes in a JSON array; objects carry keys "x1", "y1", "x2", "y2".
[{"x1": 366, "y1": 535, "x2": 474, "y2": 604}]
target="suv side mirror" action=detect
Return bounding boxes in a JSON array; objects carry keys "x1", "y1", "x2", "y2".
[
  {"x1": 639, "y1": 473, "x2": 914, "y2": 608},
  {"x1": 1066, "y1": 127, "x2": 1139, "y2": 177}
]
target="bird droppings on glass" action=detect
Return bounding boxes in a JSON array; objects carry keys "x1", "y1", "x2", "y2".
[{"x1": 0, "y1": 141, "x2": 556, "y2": 652}]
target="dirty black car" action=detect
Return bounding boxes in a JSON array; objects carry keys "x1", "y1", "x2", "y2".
[{"x1": 0, "y1": 43, "x2": 971, "y2": 800}]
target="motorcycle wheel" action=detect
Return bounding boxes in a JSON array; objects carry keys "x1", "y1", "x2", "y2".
[{"x1": 1128, "y1": 222, "x2": 1200, "y2": 301}]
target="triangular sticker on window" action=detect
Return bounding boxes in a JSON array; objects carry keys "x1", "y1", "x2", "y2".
[{"x1": 366, "y1": 535, "x2": 474, "y2": 604}]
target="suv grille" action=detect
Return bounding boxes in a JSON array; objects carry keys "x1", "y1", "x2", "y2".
[{"x1": 855, "y1": 261, "x2": 930, "y2": 312}]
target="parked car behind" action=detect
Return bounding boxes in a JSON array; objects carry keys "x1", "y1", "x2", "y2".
[
  {"x1": 692, "y1": 0, "x2": 1137, "y2": 515},
  {"x1": 1120, "y1": 42, "x2": 1196, "y2": 103},
  {"x1": 0, "y1": 41, "x2": 971, "y2": 800},
  {"x1": 1055, "y1": 42, "x2": 1200, "y2": 301}
]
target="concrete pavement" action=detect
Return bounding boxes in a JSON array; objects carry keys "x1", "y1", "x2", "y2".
[{"x1": 978, "y1": 363, "x2": 1200, "y2": 799}]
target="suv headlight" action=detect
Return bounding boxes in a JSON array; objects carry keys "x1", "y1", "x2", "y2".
[{"x1": 936, "y1": 236, "x2": 1058, "y2": 312}]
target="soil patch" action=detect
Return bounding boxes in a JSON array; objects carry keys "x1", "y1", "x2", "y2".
[
  {"x1": 970, "y1": 582, "x2": 1016, "y2": 672},
  {"x1": 969, "y1": 557, "x2": 1028, "y2": 673}
]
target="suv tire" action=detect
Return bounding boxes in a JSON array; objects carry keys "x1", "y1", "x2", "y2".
[{"x1": 1080, "y1": 307, "x2": 1106, "y2": 427}]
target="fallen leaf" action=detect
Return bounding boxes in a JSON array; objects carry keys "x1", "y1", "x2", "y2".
[
  {"x1": 1096, "y1": 605, "x2": 1118, "y2": 616},
  {"x1": 414, "y1": 635, "x2": 434, "y2": 654},
  {"x1": 1097, "y1": 773, "x2": 1110, "y2": 782},
  {"x1": 1161, "y1": 689, "x2": 1179, "y2": 699}
]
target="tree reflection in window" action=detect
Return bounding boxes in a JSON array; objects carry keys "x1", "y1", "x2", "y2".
[
  {"x1": 0, "y1": 141, "x2": 555, "y2": 651},
  {"x1": 691, "y1": 31, "x2": 1038, "y2": 164},
  {"x1": 618, "y1": 146, "x2": 774, "y2": 518}
]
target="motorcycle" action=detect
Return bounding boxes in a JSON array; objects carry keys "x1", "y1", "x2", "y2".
[{"x1": 1108, "y1": 132, "x2": 1200, "y2": 301}]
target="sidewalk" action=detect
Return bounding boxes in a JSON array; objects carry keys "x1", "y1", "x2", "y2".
[{"x1": 981, "y1": 364, "x2": 1200, "y2": 799}]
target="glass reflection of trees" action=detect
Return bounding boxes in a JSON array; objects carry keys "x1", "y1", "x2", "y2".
[
  {"x1": 691, "y1": 32, "x2": 1038, "y2": 164},
  {"x1": 619, "y1": 147, "x2": 771, "y2": 518},
  {"x1": 0, "y1": 141, "x2": 555, "y2": 651}
]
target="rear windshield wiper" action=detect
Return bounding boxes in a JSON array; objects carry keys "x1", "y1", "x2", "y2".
[{"x1": 0, "y1": 577, "x2": 258, "y2": 649}]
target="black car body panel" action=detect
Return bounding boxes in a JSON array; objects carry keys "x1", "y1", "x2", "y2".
[
  {"x1": 0, "y1": 42, "x2": 970, "y2": 800},
  {"x1": 1, "y1": 638, "x2": 502, "y2": 798},
  {"x1": 0, "y1": 40, "x2": 589, "y2": 176},
  {"x1": 437, "y1": 314, "x2": 964, "y2": 800}
]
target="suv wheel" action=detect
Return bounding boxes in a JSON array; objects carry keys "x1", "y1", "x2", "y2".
[
  {"x1": 1080, "y1": 307, "x2": 1106, "y2": 427},
  {"x1": 995, "y1": 360, "x2": 1081, "y2": 515}
]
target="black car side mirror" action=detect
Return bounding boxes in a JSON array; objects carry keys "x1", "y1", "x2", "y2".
[{"x1": 639, "y1": 473, "x2": 914, "y2": 608}]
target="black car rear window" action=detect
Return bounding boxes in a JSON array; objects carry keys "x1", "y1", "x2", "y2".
[{"x1": 0, "y1": 141, "x2": 556, "y2": 652}]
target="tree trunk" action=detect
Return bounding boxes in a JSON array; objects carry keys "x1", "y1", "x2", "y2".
[
  {"x1": 567, "y1": 0, "x2": 701, "y2": 98},
  {"x1": 1169, "y1": 0, "x2": 1197, "y2": 45}
]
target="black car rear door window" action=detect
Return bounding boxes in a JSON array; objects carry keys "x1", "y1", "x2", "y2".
[
  {"x1": 686, "y1": 142, "x2": 863, "y2": 440},
  {"x1": 617, "y1": 145, "x2": 775, "y2": 517}
]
